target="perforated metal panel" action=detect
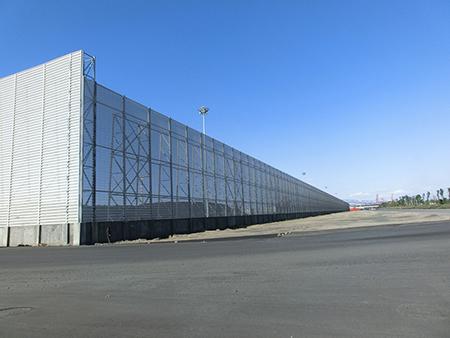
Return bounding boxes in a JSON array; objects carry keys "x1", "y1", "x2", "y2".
[{"x1": 82, "y1": 80, "x2": 349, "y2": 225}]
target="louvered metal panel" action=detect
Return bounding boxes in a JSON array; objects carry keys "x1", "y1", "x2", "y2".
[
  {"x1": 0, "y1": 51, "x2": 83, "y2": 246},
  {"x1": 0, "y1": 76, "x2": 15, "y2": 246}
]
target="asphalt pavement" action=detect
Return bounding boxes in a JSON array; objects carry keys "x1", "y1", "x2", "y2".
[{"x1": 1, "y1": 221, "x2": 449, "y2": 337}]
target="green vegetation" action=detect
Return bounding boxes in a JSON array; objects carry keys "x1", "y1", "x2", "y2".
[{"x1": 381, "y1": 187, "x2": 450, "y2": 209}]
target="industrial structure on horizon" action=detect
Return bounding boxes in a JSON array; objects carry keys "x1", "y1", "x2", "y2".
[{"x1": 0, "y1": 51, "x2": 349, "y2": 247}]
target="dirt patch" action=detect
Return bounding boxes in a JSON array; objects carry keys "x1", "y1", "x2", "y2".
[{"x1": 107, "y1": 209, "x2": 450, "y2": 245}]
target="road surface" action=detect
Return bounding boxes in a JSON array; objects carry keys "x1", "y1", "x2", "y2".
[{"x1": 1, "y1": 221, "x2": 449, "y2": 337}]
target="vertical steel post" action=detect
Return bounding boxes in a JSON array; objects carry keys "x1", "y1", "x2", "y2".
[
  {"x1": 186, "y1": 126, "x2": 192, "y2": 230},
  {"x1": 202, "y1": 134, "x2": 209, "y2": 219},
  {"x1": 169, "y1": 119, "x2": 174, "y2": 234},
  {"x1": 92, "y1": 78, "x2": 97, "y2": 238},
  {"x1": 81, "y1": 52, "x2": 97, "y2": 243},
  {"x1": 147, "y1": 109, "x2": 153, "y2": 221},
  {"x1": 122, "y1": 97, "x2": 126, "y2": 225},
  {"x1": 212, "y1": 142, "x2": 218, "y2": 221},
  {"x1": 202, "y1": 115, "x2": 205, "y2": 135},
  {"x1": 240, "y1": 155, "x2": 245, "y2": 217}
]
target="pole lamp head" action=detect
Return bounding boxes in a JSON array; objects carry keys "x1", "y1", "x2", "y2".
[{"x1": 198, "y1": 106, "x2": 209, "y2": 116}]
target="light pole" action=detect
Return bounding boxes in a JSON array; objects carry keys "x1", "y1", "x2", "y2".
[{"x1": 198, "y1": 106, "x2": 209, "y2": 134}]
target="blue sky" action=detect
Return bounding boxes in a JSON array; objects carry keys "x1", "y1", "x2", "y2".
[{"x1": 1, "y1": 0, "x2": 449, "y2": 201}]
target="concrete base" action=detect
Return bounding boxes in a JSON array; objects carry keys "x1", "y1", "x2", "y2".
[
  {"x1": 8, "y1": 226, "x2": 38, "y2": 246},
  {"x1": 0, "y1": 223, "x2": 80, "y2": 247},
  {"x1": 1, "y1": 211, "x2": 346, "y2": 247},
  {"x1": 0, "y1": 226, "x2": 8, "y2": 247},
  {"x1": 79, "y1": 211, "x2": 346, "y2": 245}
]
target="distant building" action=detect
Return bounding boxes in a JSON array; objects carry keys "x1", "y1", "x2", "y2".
[{"x1": 0, "y1": 51, "x2": 349, "y2": 246}]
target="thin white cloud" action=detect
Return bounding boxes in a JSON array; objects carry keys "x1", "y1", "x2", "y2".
[
  {"x1": 349, "y1": 192, "x2": 371, "y2": 198},
  {"x1": 389, "y1": 189, "x2": 406, "y2": 195},
  {"x1": 348, "y1": 189, "x2": 407, "y2": 201}
]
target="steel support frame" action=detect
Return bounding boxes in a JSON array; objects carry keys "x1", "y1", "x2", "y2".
[
  {"x1": 107, "y1": 98, "x2": 151, "y2": 223},
  {"x1": 78, "y1": 51, "x2": 348, "y2": 242},
  {"x1": 81, "y1": 52, "x2": 96, "y2": 230}
]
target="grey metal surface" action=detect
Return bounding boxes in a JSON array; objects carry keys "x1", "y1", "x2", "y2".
[{"x1": 1, "y1": 221, "x2": 449, "y2": 337}]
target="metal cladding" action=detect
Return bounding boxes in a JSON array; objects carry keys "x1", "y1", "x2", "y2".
[
  {"x1": 0, "y1": 51, "x2": 82, "y2": 246},
  {"x1": 0, "y1": 51, "x2": 349, "y2": 247}
]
